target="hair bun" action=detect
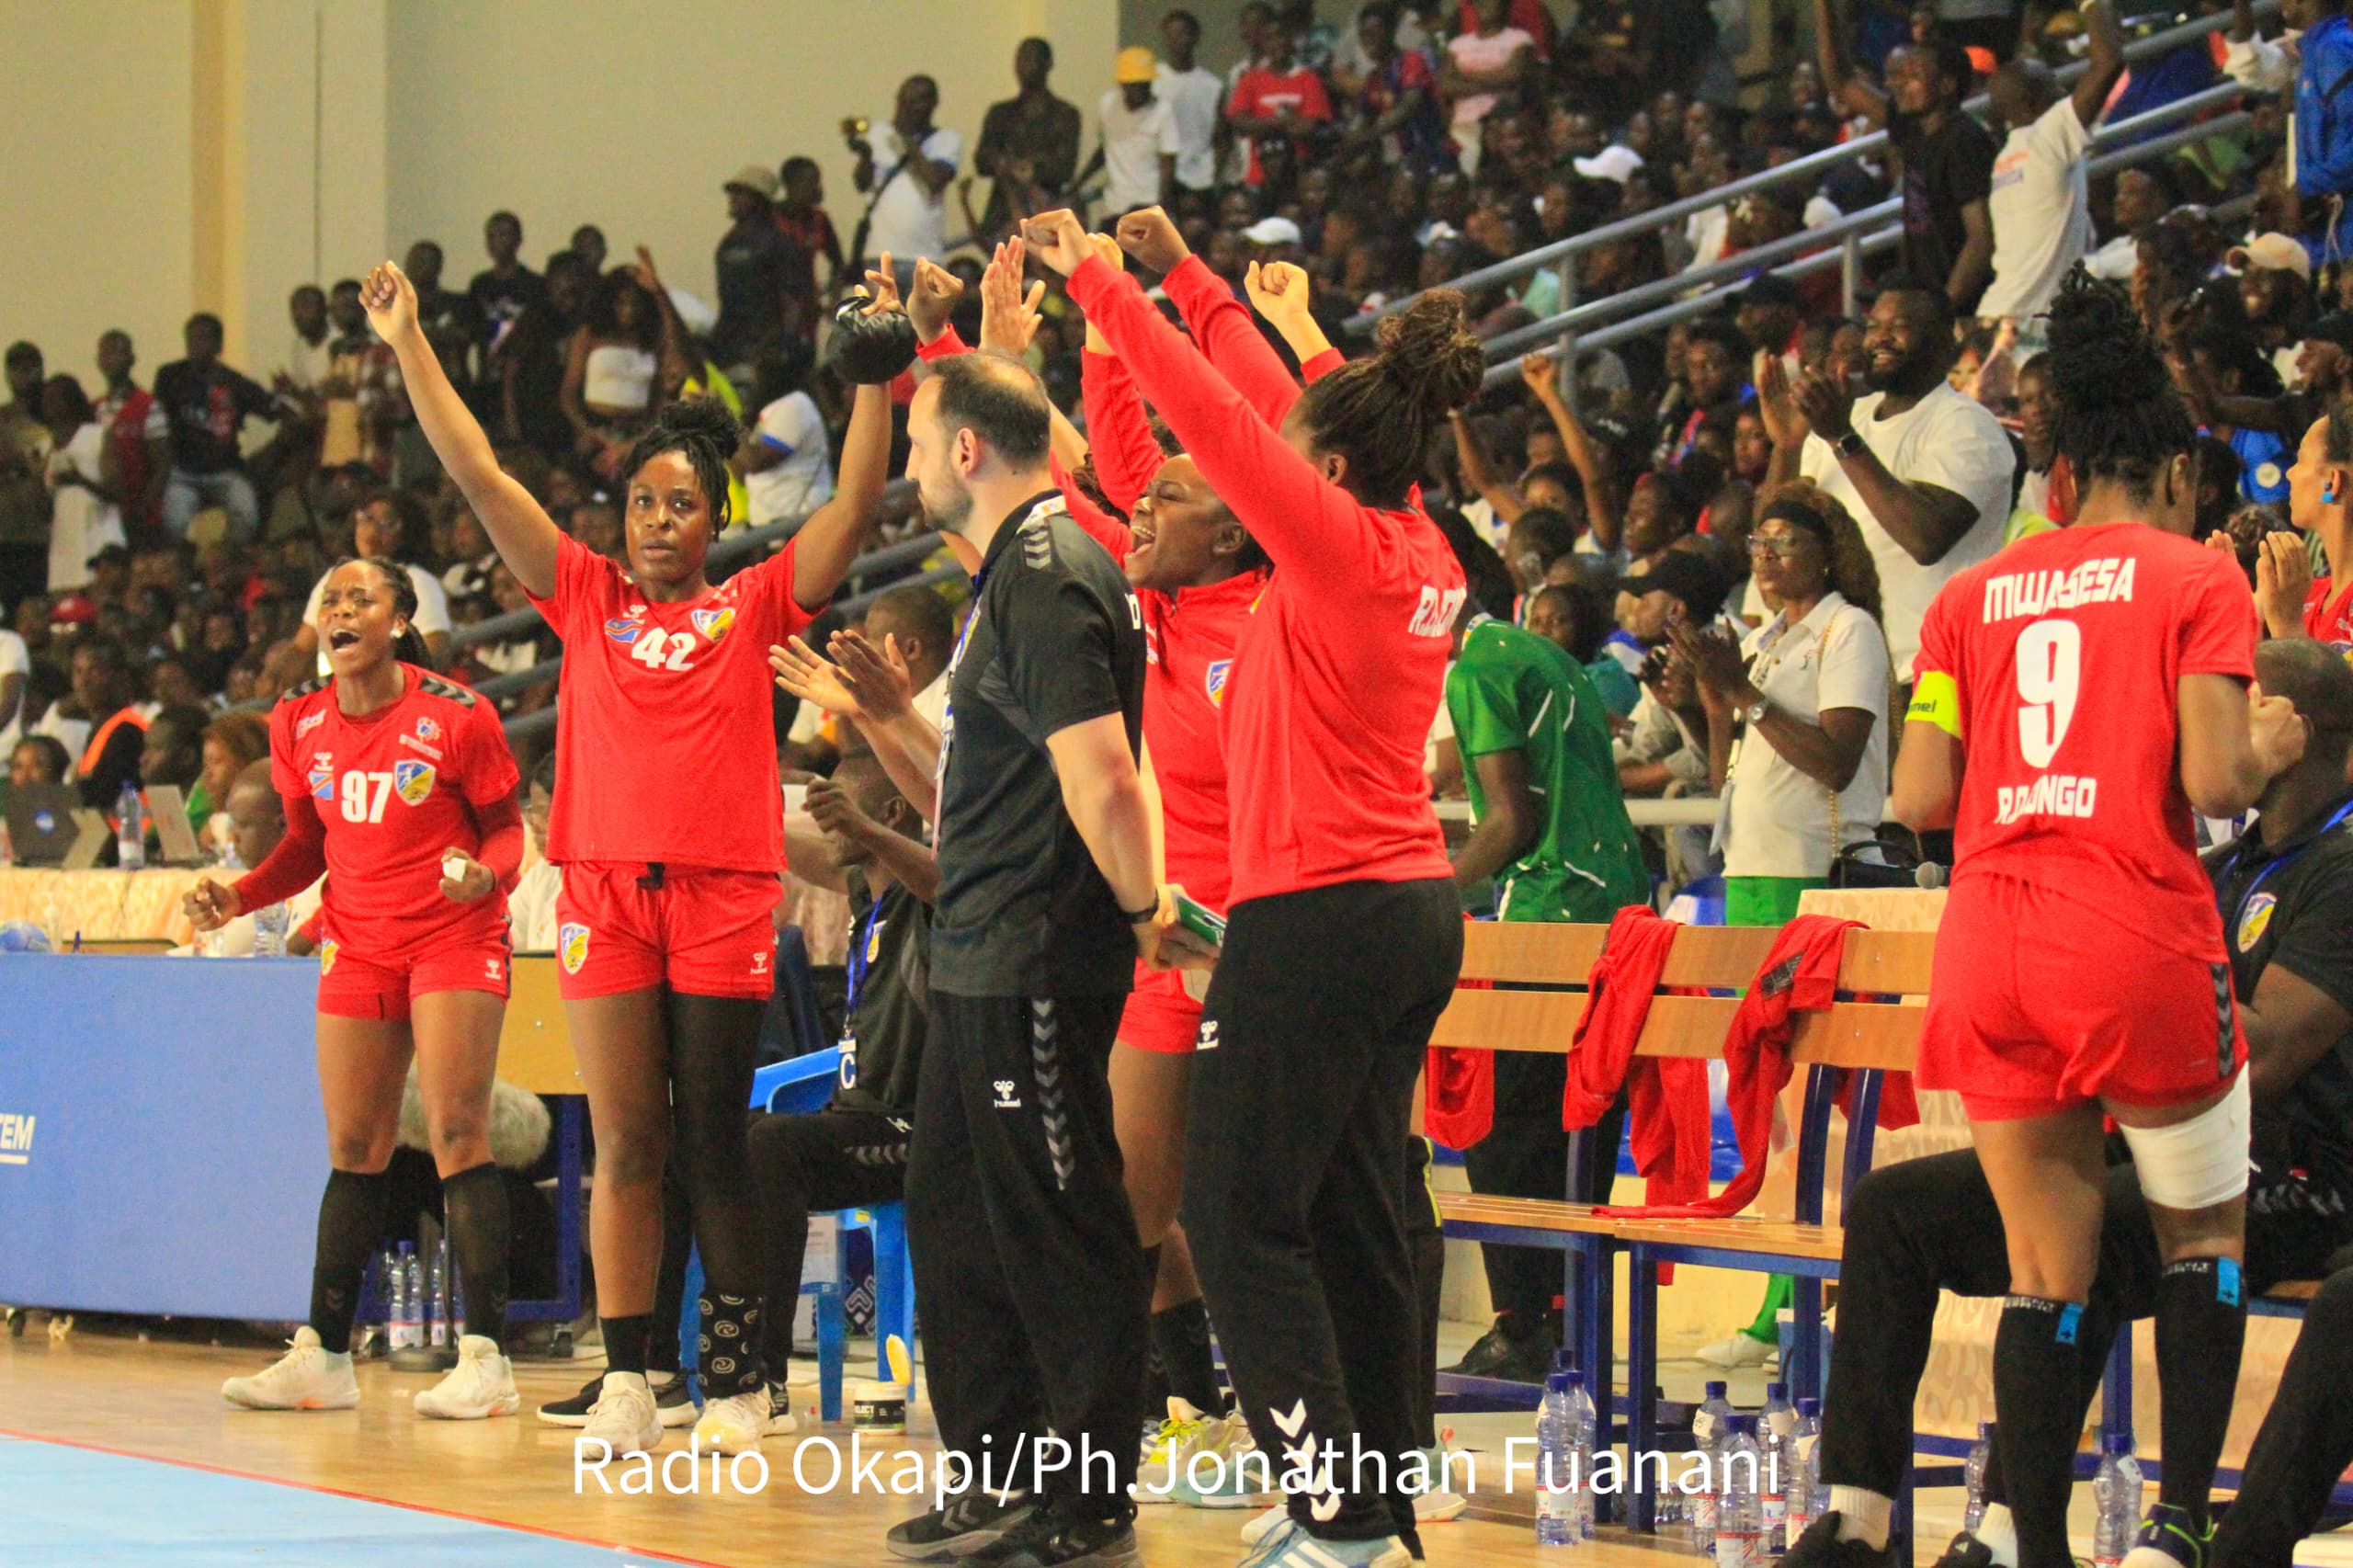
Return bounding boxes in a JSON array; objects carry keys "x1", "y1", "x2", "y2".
[
  {"x1": 652, "y1": 395, "x2": 743, "y2": 450},
  {"x1": 825, "y1": 294, "x2": 919, "y2": 385},
  {"x1": 2043, "y1": 267, "x2": 2172, "y2": 418},
  {"x1": 1373, "y1": 290, "x2": 1485, "y2": 421}
]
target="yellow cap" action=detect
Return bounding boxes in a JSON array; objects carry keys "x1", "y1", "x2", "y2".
[{"x1": 1115, "y1": 46, "x2": 1158, "y2": 85}]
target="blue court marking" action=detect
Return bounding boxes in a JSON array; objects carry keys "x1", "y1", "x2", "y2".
[{"x1": 0, "y1": 1435, "x2": 700, "y2": 1566}]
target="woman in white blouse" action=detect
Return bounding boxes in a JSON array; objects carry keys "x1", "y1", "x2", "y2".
[
  {"x1": 40, "y1": 376, "x2": 126, "y2": 593},
  {"x1": 561, "y1": 268, "x2": 685, "y2": 482},
  {"x1": 1673, "y1": 479, "x2": 1891, "y2": 927}
]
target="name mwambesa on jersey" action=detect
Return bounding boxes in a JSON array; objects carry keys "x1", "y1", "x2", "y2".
[{"x1": 1981, "y1": 556, "x2": 2139, "y2": 624}]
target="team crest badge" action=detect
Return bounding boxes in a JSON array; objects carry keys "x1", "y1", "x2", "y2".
[
  {"x1": 604, "y1": 616, "x2": 644, "y2": 645},
  {"x1": 1205, "y1": 659, "x2": 1232, "y2": 706},
  {"x1": 867, "y1": 923, "x2": 884, "y2": 963},
  {"x1": 415, "y1": 716, "x2": 441, "y2": 743},
  {"x1": 392, "y1": 759, "x2": 436, "y2": 805},
  {"x1": 307, "y1": 761, "x2": 334, "y2": 801},
  {"x1": 560, "y1": 923, "x2": 591, "y2": 974},
  {"x1": 319, "y1": 939, "x2": 337, "y2": 976},
  {"x1": 2237, "y1": 892, "x2": 2278, "y2": 953},
  {"x1": 691, "y1": 607, "x2": 736, "y2": 643}
]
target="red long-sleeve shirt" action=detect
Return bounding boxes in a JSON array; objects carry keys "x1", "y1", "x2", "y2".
[{"x1": 1071, "y1": 254, "x2": 1460, "y2": 903}]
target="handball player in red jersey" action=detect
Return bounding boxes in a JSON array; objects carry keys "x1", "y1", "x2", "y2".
[
  {"x1": 361, "y1": 255, "x2": 892, "y2": 1456},
  {"x1": 1031, "y1": 207, "x2": 1475, "y2": 1565},
  {"x1": 188, "y1": 558, "x2": 526, "y2": 1422},
  {"x1": 1888, "y1": 272, "x2": 2309, "y2": 1568}
]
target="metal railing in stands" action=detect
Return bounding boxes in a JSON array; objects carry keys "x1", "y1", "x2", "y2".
[{"x1": 1355, "y1": 0, "x2": 2280, "y2": 369}]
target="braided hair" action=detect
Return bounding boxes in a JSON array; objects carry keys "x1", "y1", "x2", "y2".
[
  {"x1": 621, "y1": 398, "x2": 744, "y2": 537},
  {"x1": 2045, "y1": 267, "x2": 2197, "y2": 507},
  {"x1": 330, "y1": 556, "x2": 432, "y2": 667},
  {"x1": 1295, "y1": 290, "x2": 1486, "y2": 508}
]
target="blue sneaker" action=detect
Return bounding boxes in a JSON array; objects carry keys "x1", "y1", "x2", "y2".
[{"x1": 1238, "y1": 1518, "x2": 1411, "y2": 1568}]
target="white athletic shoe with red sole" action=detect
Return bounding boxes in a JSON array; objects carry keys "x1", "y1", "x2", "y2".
[{"x1": 221, "y1": 1325, "x2": 360, "y2": 1410}]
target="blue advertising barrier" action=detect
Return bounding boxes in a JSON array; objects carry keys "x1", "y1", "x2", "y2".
[{"x1": 0, "y1": 955, "x2": 327, "y2": 1321}]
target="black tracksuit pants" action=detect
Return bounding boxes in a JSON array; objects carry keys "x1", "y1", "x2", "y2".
[
  {"x1": 747, "y1": 1105, "x2": 912, "y2": 1373},
  {"x1": 906, "y1": 991, "x2": 1145, "y2": 1523},
  {"x1": 2212, "y1": 1267, "x2": 2353, "y2": 1568},
  {"x1": 1184, "y1": 878, "x2": 1465, "y2": 1547},
  {"x1": 1461, "y1": 1054, "x2": 1624, "y2": 1324},
  {"x1": 1819, "y1": 1148, "x2": 2353, "y2": 1507}
]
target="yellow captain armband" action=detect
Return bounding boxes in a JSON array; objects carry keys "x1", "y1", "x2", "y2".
[{"x1": 1906, "y1": 671, "x2": 1961, "y2": 739}]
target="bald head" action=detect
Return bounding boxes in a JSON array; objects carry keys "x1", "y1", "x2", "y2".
[{"x1": 228, "y1": 759, "x2": 286, "y2": 870}]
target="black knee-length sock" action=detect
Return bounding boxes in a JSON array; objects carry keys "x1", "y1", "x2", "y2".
[
  {"x1": 1995, "y1": 1297, "x2": 2092, "y2": 1568},
  {"x1": 309, "y1": 1168, "x2": 392, "y2": 1348},
  {"x1": 1152, "y1": 1297, "x2": 1227, "y2": 1416},
  {"x1": 2154, "y1": 1257, "x2": 2245, "y2": 1531},
  {"x1": 440, "y1": 1162, "x2": 510, "y2": 1347}
]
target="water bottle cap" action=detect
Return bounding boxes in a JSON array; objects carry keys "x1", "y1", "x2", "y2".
[
  {"x1": 2103, "y1": 1433, "x2": 2131, "y2": 1456},
  {"x1": 1796, "y1": 1397, "x2": 1820, "y2": 1416},
  {"x1": 1545, "y1": 1370, "x2": 1571, "y2": 1395},
  {"x1": 1980, "y1": 1422, "x2": 1996, "y2": 1440},
  {"x1": 398, "y1": 1240, "x2": 414, "y2": 1255},
  {"x1": 1565, "y1": 1369, "x2": 1586, "y2": 1389},
  {"x1": 1767, "y1": 1381, "x2": 1787, "y2": 1401},
  {"x1": 1705, "y1": 1381, "x2": 1728, "y2": 1397},
  {"x1": 1729, "y1": 1413, "x2": 1756, "y2": 1435},
  {"x1": 1552, "y1": 1346, "x2": 1573, "y2": 1373}
]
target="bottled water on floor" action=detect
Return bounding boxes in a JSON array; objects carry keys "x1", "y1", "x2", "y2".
[
  {"x1": 1964, "y1": 1421, "x2": 1995, "y2": 1533},
  {"x1": 1784, "y1": 1398, "x2": 1824, "y2": 1549},
  {"x1": 1760, "y1": 1381, "x2": 1796, "y2": 1555},
  {"x1": 393, "y1": 1242, "x2": 421, "y2": 1349},
  {"x1": 377, "y1": 1246, "x2": 402, "y2": 1335},
  {"x1": 1566, "y1": 1369, "x2": 1598, "y2": 1541},
  {"x1": 1716, "y1": 1414, "x2": 1765, "y2": 1568},
  {"x1": 2091, "y1": 1434, "x2": 2143, "y2": 1568},
  {"x1": 427, "y1": 1239, "x2": 448, "y2": 1349},
  {"x1": 1691, "y1": 1380, "x2": 1736, "y2": 1544},
  {"x1": 1537, "y1": 1364, "x2": 1577, "y2": 1547},
  {"x1": 116, "y1": 781, "x2": 145, "y2": 871}
]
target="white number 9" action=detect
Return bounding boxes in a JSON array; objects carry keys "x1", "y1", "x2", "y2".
[{"x1": 2015, "y1": 619, "x2": 2081, "y2": 770}]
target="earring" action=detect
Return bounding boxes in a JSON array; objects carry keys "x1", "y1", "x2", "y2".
[{"x1": 2327, "y1": 484, "x2": 2340, "y2": 505}]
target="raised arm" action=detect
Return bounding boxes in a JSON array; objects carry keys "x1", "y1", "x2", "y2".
[
  {"x1": 2072, "y1": 0, "x2": 2127, "y2": 128},
  {"x1": 1117, "y1": 207, "x2": 1304, "y2": 428},
  {"x1": 2180, "y1": 674, "x2": 2308, "y2": 818},
  {"x1": 1077, "y1": 236, "x2": 1166, "y2": 512},
  {"x1": 1448, "y1": 410, "x2": 1526, "y2": 525},
  {"x1": 1053, "y1": 454, "x2": 1134, "y2": 562},
  {"x1": 1244, "y1": 259, "x2": 1337, "y2": 366},
  {"x1": 790, "y1": 381, "x2": 892, "y2": 611},
  {"x1": 1523, "y1": 351, "x2": 1620, "y2": 550},
  {"x1": 363, "y1": 261, "x2": 562, "y2": 597}
]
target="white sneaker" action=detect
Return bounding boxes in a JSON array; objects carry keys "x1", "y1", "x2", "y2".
[
  {"x1": 693, "y1": 1383, "x2": 797, "y2": 1452},
  {"x1": 1241, "y1": 1518, "x2": 1411, "y2": 1568},
  {"x1": 1696, "y1": 1332, "x2": 1777, "y2": 1369},
  {"x1": 222, "y1": 1326, "x2": 359, "y2": 1410},
  {"x1": 576, "y1": 1371, "x2": 663, "y2": 1456},
  {"x1": 414, "y1": 1335, "x2": 519, "y2": 1420},
  {"x1": 1242, "y1": 1502, "x2": 1289, "y2": 1546},
  {"x1": 1407, "y1": 1438, "x2": 1469, "y2": 1523},
  {"x1": 1135, "y1": 1397, "x2": 1217, "y2": 1504}
]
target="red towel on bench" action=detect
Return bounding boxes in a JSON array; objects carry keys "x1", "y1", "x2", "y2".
[
  {"x1": 1562, "y1": 907, "x2": 1712, "y2": 1210},
  {"x1": 1602, "y1": 914, "x2": 1860, "y2": 1219}
]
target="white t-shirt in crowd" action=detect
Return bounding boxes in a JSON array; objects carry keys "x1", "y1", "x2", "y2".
[
  {"x1": 1722, "y1": 592, "x2": 1890, "y2": 880},
  {"x1": 509, "y1": 857, "x2": 563, "y2": 951},
  {"x1": 1157, "y1": 64, "x2": 1227, "y2": 190},
  {"x1": 46, "y1": 423, "x2": 126, "y2": 593},
  {"x1": 1799, "y1": 384, "x2": 2014, "y2": 681},
  {"x1": 33, "y1": 700, "x2": 90, "y2": 764},
  {"x1": 1099, "y1": 87, "x2": 1182, "y2": 215},
  {"x1": 302, "y1": 563, "x2": 453, "y2": 676},
  {"x1": 0, "y1": 628, "x2": 29, "y2": 752},
  {"x1": 1446, "y1": 28, "x2": 1533, "y2": 127},
  {"x1": 285, "y1": 333, "x2": 334, "y2": 396},
  {"x1": 2085, "y1": 232, "x2": 2138, "y2": 281},
  {"x1": 869, "y1": 121, "x2": 962, "y2": 261},
  {"x1": 1980, "y1": 98, "x2": 2095, "y2": 321},
  {"x1": 746, "y1": 391, "x2": 835, "y2": 528}
]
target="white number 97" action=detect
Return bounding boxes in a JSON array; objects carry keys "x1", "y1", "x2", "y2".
[{"x1": 2015, "y1": 619, "x2": 2081, "y2": 770}]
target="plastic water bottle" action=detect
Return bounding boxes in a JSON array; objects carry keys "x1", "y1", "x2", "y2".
[
  {"x1": 2091, "y1": 1434, "x2": 2143, "y2": 1568},
  {"x1": 427, "y1": 1240, "x2": 449, "y2": 1349},
  {"x1": 450, "y1": 1256, "x2": 467, "y2": 1342},
  {"x1": 1785, "y1": 1398, "x2": 1824, "y2": 1549},
  {"x1": 1537, "y1": 1365, "x2": 1577, "y2": 1546},
  {"x1": 1691, "y1": 1380, "x2": 1736, "y2": 1542},
  {"x1": 252, "y1": 900, "x2": 289, "y2": 958},
  {"x1": 376, "y1": 1246, "x2": 401, "y2": 1334},
  {"x1": 1716, "y1": 1414, "x2": 1765, "y2": 1568},
  {"x1": 116, "y1": 780, "x2": 145, "y2": 870},
  {"x1": 1566, "y1": 1369, "x2": 1599, "y2": 1541},
  {"x1": 1760, "y1": 1382, "x2": 1796, "y2": 1554},
  {"x1": 1964, "y1": 1422, "x2": 1995, "y2": 1533},
  {"x1": 394, "y1": 1242, "x2": 422, "y2": 1349}
]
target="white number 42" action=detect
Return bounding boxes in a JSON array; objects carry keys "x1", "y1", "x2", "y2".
[{"x1": 630, "y1": 629, "x2": 697, "y2": 672}]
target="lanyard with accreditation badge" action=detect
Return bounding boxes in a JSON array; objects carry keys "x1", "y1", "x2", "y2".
[
  {"x1": 2217, "y1": 796, "x2": 2353, "y2": 937},
  {"x1": 837, "y1": 895, "x2": 889, "y2": 1092}
]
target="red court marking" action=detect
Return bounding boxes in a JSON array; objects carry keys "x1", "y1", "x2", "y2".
[{"x1": 0, "y1": 1425, "x2": 727, "y2": 1567}]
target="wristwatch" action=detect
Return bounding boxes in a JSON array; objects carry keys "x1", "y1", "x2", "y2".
[
  {"x1": 1741, "y1": 696, "x2": 1770, "y2": 727},
  {"x1": 1832, "y1": 428, "x2": 1867, "y2": 460}
]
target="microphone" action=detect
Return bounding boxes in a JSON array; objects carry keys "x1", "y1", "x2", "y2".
[{"x1": 1915, "y1": 861, "x2": 1947, "y2": 891}]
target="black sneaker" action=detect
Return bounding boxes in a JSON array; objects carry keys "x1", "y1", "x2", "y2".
[
  {"x1": 969, "y1": 1504, "x2": 1141, "y2": 1568},
  {"x1": 537, "y1": 1369, "x2": 699, "y2": 1428},
  {"x1": 1932, "y1": 1531, "x2": 1995, "y2": 1568},
  {"x1": 1785, "y1": 1512, "x2": 1896, "y2": 1568},
  {"x1": 1443, "y1": 1310, "x2": 1550, "y2": 1380},
  {"x1": 887, "y1": 1490, "x2": 1036, "y2": 1562}
]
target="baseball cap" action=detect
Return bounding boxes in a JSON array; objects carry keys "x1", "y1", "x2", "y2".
[
  {"x1": 1115, "y1": 46, "x2": 1158, "y2": 85},
  {"x1": 48, "y1": 594, "x2": 97, "y2": 627},
  {"x1": 1243, "y1": 216, "x2": 1303, "y2": 246},
  {"x1": 2227, "y1": 232, "x2": 2313, "y2": 281},
  {"x1": 1628, "y1": 551, "x2": 1728, "y2": 623},
  {"x1": 725, "y1": 165, "x2": 781, "y2": 202},
  {"x1": 1572, "y1": 145, "x2": 1644, "y2": 186}
]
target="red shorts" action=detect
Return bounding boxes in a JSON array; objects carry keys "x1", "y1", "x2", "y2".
[
  {"x1": 1918, "y1": 873, "x2": 2245, "y2": 1120},
  {"x1": 317, "y1": 926, "x2": 512, "y2": 1022},
  {"x1": 1118, "y1": 961, "x2": 1205, "y2": 1054},
  {"x1": 553, "y1": 862, "x2": 781, "y2": 1001}
]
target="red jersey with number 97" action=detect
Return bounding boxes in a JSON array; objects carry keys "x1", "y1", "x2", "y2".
[
  {"x1": 528, "y1": 531, "x2": 813, "y2": 870},
  {"x1": 1912, "y1": 523, "x2": 2257, "y2": 961},
  {"x1": 268, "y1": 664, "x2": 520, "y2": 964}
]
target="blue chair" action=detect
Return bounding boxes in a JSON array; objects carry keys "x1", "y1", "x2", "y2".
[{"x1": 679, "y1": 1049, "x2": 915, "y2": 1423}]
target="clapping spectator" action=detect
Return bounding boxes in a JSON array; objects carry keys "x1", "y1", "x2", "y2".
[{"x1": 1344, "y1": 3, "x2": 1449, "y2": 172}]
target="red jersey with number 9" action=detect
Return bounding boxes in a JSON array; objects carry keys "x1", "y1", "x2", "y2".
[
  {"x1": 268, "y1": 664, "x2": 519, "y2": 964},
  {"x1": 528, "y1": 532, "x2": 813, "y2": 870},
  {"x1": 1912, "y1": 523, "x2": 2257, "y2": 961}
]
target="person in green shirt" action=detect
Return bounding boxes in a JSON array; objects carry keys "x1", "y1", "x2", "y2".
[{"x1": 1440, "y1": 612, "x2": 1647, "y2": 1383}]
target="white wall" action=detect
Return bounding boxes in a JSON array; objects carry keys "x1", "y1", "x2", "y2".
[{"x1": 382, "y1": 0, "x2": 1122, "y2": 309}]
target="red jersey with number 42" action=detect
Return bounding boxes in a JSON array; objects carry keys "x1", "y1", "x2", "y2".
[
  {"x1": 269, "y1": 664, "x2": 520, "y2": 963},
  {"x1": 1914, "y1": 523, "x2": 2257, "y2": 961},
  {"x1": 528, "y1": 532, "x2": 812, "y2": 870}
]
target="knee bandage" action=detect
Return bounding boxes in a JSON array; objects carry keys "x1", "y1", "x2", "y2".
[{"x1": 2118, "y1": 1071, "x2": 2251, "y2": 1210}]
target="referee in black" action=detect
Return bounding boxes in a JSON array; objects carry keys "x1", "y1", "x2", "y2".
[{"x1": 883, "y1": 350, "x2": 1194, "y2": 1568}]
